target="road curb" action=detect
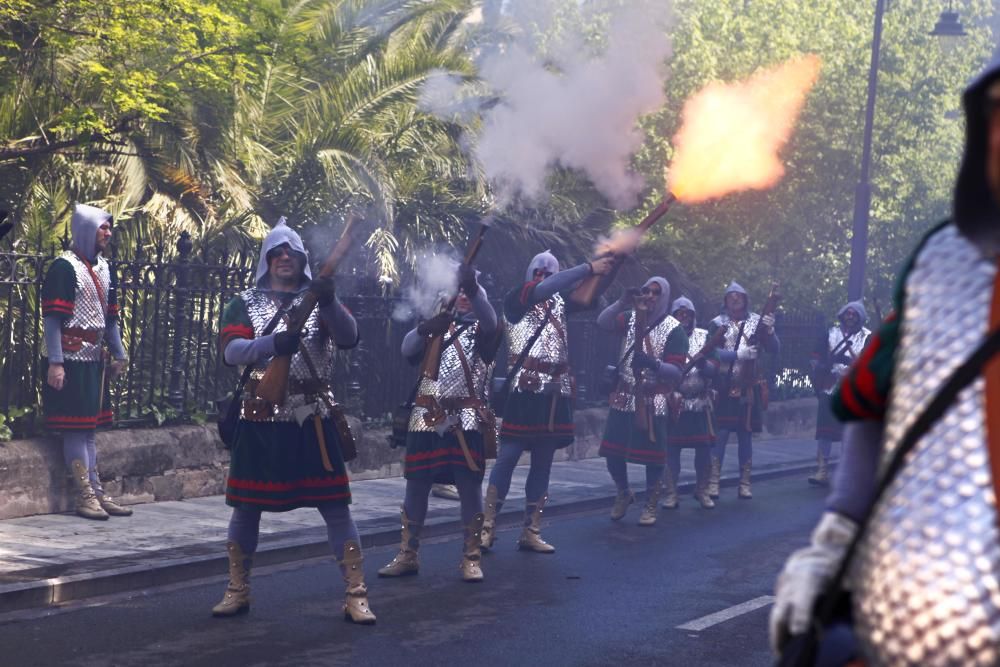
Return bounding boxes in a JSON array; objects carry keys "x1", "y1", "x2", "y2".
[{"x1": 0, "y1": 461, "x2": 821, "y2": 615}]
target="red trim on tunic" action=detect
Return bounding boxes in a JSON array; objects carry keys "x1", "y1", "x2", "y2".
[
  {"x1": 42, "y1": 298, "x2": 75, "y2": 315},
  {"x1": 852, "y1": 335, "x2": 885, "y2": 409},
  {"x1": 405, "y1": 447, "x2": 483, "y2": 463},
  {"x1": 838, "y1": 380, "x2": 880, "y2": 421},
  {"x1": 519, "y1": 279, "x2": 543, "y2": 305},
  {"x1": 663, "y1": 354, "x2": 686, "y2": 365},
  {"x1": 225, "y1": 492, "x2": 350, "y2": 505},
  {"x1": 227, "y1": 476, "x2": 349, "y2": 492},
  {"x1": 501, "y1": 422, "x2": 573, "y2": 433},
  {"x1": 599, "y1": 440, "x2": 665, "y2": 463}
]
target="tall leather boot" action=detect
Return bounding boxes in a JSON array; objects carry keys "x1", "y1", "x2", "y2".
[
  {"x1": 660, "y1": 466, "x2": 679, "y2": 510},
  {"x1": 212, "y1": 541, "x2": 252, "y2": 617},
  {"x1": 694, "y1": 457, "x2": 715, "y2": 509},
  {"x1": 341, "y1": 540, "x2": 376, "y2": 624},
  {"x1": 378, "y1": 508, "x2": 421, "y2": 577},
  {"x1": 91, "y1": 470, "x2": 133, "y2": 517},
  {"x1": 738, "y1": 460, "x2": 753, "y2": 499},
  {"x1": 639, "y1": 482, "x2": 663, "y2": 526},
  {"x1": 460, "y1": 513, "x2": 485, "y2": 582},
  {"x1": 610, "y1": 488, "x2": 635, "y2": 520},
  {"x1": 480, "y1": 484, "x2": 502, "y2": 550},
  {"x1": 707, "y1": 455, "x2": 721, "y2": 500},
  {"x1": 70, "y1": 459, "x2": 109, "y2": 520},
  {"x1": 807, "y1": 453, "x2": 830, "y2": 487},
  {"x1": 517, "y1": 496, "x2": 555, "y2": 553}
]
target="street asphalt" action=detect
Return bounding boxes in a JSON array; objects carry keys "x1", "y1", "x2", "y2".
[{"x1": 0, "y1": 474, "x2": 826, "y2": 667}]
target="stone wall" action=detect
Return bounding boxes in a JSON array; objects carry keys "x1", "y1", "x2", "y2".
[{"x1": 0, "y1": 399, "x2": 817, "y2": 520}]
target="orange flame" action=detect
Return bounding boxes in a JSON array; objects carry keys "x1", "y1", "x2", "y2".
[{"x1": 667, "y1": 55, "x2": 821, "y2": 204}]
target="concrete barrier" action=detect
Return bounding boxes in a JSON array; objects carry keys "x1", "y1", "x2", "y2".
[{"x1": 0, "y1": 399, "x2": 817, "y2": 520}]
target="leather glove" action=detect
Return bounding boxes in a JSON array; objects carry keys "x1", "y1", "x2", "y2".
[
  {"x1": 589, "y1": 256, "x2": 616, "y2": 276},
  {"x1": 273, "y1": 331, "x2": 301, "y2": 356},
  {"x1": 769, "y1": 512, "x2": 857, "y2": 654},
  {"x1": 736, "y1": 345, "x2": 758, "y2": 361},
  {"x1": 761, "y1": 313, "x2": 776, "y2": 332},
  {"x1": 833, "y1": 352, "x2": 853, "y2": 366},
  {"x1": 417, "y1": 312, "x2": 453, "y2": 337},
  {"x1": 458, "y1": 264, "x2": 478, "y2": 298},
  {"x1": 618, "y1": 287, "x2": 641, "y2": 306},
  {"x1": 632, "y1": 350, "x2": 659, "y2": 371},
  {"x1": 309, "y1": 276, "x2": 336, "y2": 307},
  {"x1": 694, "y1": 356, "x2": 707, "y2": 371}
]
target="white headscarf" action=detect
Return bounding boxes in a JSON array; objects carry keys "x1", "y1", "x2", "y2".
[
  {"x1": 71, "y1": 204, "x2": 112, "y2": 261},
  {"x1": 255, "y1": 217, "x2": 312, "y2": 288},
  {"x1": 525, "y1": 250, "x2": 560, "y2": 282},
  {"x1": 643, "y1": 276, "x2": 671, "y2": 322}
]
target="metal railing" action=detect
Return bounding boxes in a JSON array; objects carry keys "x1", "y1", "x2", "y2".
[{"x1": 0, "y1": 232, "x2": 826, "y2": 438}]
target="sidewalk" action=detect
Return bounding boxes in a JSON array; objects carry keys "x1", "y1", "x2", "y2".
[{"x1": 0, "y1": 437, "x2": 826, "y2": 615}]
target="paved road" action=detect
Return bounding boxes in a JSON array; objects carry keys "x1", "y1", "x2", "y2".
[{"x1": 0, "y1": 476, "x2": 826, "y2": 667}]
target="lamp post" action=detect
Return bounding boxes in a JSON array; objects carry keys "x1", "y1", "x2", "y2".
[{"x1": 846, "y1": 0, "x2": 967, "y2": 302}]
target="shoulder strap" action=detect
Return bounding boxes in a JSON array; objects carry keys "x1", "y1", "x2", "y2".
[
  {"x1": 403, "y1": 322, "x2": 473, "y2": 407},
  {"x1": 814, "y1": 325, "x2": 1000, "y2": 628},
  {"x1": 501, "y1": 308, "x2": 552, "y2": 387},
  {"x1": 231, "y1": 294, "x2": 295, "y2": 401},
  {"x1": 616, "y1": 311, "x2": 671, "y2": 368}
]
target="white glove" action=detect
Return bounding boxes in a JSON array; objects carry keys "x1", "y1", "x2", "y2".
[
  {"x1": 736, "y1": 345, "x2": 758, "y2": 361},
  {"x1": 769, "y1": 511, "x2": 857, "y2": 654},
  {"x1": 761, "y1": 313, "x2": 776, "y2": 332}
]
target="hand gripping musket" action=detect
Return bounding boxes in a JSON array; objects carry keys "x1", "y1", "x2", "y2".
[
  {"x1": 740, "y1": 283, "x2": 781, "y2": 430},
  {"x1": 418, "y1": 222, "x2": 490, "y2": 382},
  {"x1": 680, "y1": 325, "x2": 727, "y2": 378},
  {"x1": 570, "y1": 195, "x2": 676, "y2": 308},
  {"x1": 255, "y1": 212, "x2": 361, "y2": 406}
]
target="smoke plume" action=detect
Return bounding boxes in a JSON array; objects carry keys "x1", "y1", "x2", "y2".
[{"x1": 392, "y1": 249, "x2": 460, "y2": 322}]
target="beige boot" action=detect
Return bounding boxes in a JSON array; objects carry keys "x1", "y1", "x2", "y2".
[
  {"x1": 517, "y1": 496, "x2": 555, "y2": 553},
  {"x1": 660, "y1": 467, "x2": 678, "y2": 510},
  {"x1": 638, "y1": 482, "x2": 663, "y2": 526},
  {"x1": 480, "y1": 484, "x2": 502, "y2": 550},
  {"x1": 460, "y1": 513, "x2": 485, "y2": 582},
  {"x1": 694, "y1": 457, "x2": 716, "y2": 509},
  {"x1": 807, "y1": 453, "x2": 830, "y2": 487},
  {"x1": 610, "y1": 488, "x2": 635, "y2": 520},
  {"x1": 707, "y1": 455, "x2": 721, "y2": 500},
  {"x1": 212, "y1": 541, "x2": 252, "y2": 617},
  {"x1": 378, "y1": 508, "x2": 421, "y2": 577},
  {"x1": 341, "y1": 540, "x2": 376, "y2": 624},
  {"x1": 738, "y1": 460, "x2": 753, "y2": 499},
  {"x1": 70, "y1": 460, "x2": 109, "y2": 520}
]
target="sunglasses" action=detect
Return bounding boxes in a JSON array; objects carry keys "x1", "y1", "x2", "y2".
[
  {"x1": 641, "y1": 286, "x2": 661, "y2": 295},
  {"x1": 267, "y1": 245, "x2": 301, "y2": 262}
]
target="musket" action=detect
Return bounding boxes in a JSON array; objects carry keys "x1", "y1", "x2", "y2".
[
  {"x1": 255, "y1": 212, "x2": 361, "y2": 405},
  {"x1": 742, "y1": 283, "x2": 782, "y2": 392},
  {"x1": 570, "y1": 195, "x2": 676, "y2": 308},
  {"x1": 680, "y1": 324, "x2": 727, "y2": 377},
  {"x1": 632, "y1": 298, "x2": 654, "y2": 440},
  {"x1": 418, "y1": 222, "x2": 490, "y2": 382}
]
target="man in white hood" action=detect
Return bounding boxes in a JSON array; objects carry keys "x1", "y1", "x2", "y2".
[{"x1": 41, "y1": 204, "x2": 130, "y2": 521}]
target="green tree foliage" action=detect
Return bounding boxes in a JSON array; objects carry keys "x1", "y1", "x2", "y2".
[{"x1": 637, "y1": 0, "x2": 994, "y2": 318}]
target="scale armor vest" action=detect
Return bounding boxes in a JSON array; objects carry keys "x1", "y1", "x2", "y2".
[
  {"x1": 241, "y1": 288, "x2": 336, "y2": 422},
  {"x1": 850, "y1": 224, "x2": 999, "y2": 666},
  {"x1": 409, "y1": 322, "x2": 493, "y2": 433},
  {"x1": 59, "y1": 251, "x2": 110, "y2": 363},
  {"x1": 609, "y1": 312, "x2": 681, "y2": 416},
  {"x1": 677, "y1": 327, "x2": 712, "y2": 412},
  {"x1": 712, "y1": 312, "x2": 761, "y2": 390},
  {"x1": 507, "y1": 293, "x2": 572, "y2": 397},
  {"x1": 823, "y1": 325, "x2": 871, "y2": 395}
]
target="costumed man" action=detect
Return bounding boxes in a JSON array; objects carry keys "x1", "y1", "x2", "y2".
[
  {"x1": 807, "y1": 301, "x2": 871, "y2": 487},
  {"x1": 213, "y1": 218, "x2": 375, "y2": 624},
  {"x1": 480, "y1": 251, "x2": 614, "y2": 552},
  {"x1": 596, "y1": 278, "x2": 687, "y2": 525},
  {"x1": 707, "y1": 282, "x2": 779, "y2": 500},
  {"x1": 379, "y1": 264, "x2": 499, "y2": 582},
  {"x1": 663, "y1": 297, "x2": 720, "y2": 510},
  {"x1": 41, "y1": 204, "x2": 131, "y2": 521},
  {"x1": 770, "y1": 56, "x2": 1000, "y2": 665}
]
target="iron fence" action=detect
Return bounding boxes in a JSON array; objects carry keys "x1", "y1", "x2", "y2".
[{"x1": 0, "y1": 231, "x2": 827, "y2": 439}]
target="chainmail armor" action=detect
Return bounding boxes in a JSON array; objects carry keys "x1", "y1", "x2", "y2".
[
  {"x1": 712, "y1": 312, "x2": 761, "y2": 391},
  {"x1": 59, "y1": 251, "x2": 110, "y2": 363},
  {"x1": 506, "y1": 293, "x2": 572, "y2": 397},
  {"x1": 677, "y1": 327, "x2": 713, "y2": 412},
  {"x1": 609, "y1": 312, "x2": 682, "y2": 416}
]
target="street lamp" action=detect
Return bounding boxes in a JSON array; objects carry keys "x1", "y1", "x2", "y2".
[{"x1": 846, "y1": 0, "x2": 967, "y2": 302}]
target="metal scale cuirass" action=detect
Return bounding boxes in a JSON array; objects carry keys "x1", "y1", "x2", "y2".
[
  {"x1": 507, "y1": 293, "x2": 572, "y2": 397},
  {"x1": 851, "y1": 224, "x2": 999, "y2": 666},
  {"x1": 242, "y1": 288, "x2": 337, "y2": 422},
  {"x1": 409, "y1": 322, "x2": 492, "y2": 433},
  {"x1": 609, "y1": 312, "x2": 681, "y2": 416},
  {"x1": 823, "y1": 325, "x2": 871, "y2": 395},
  {"x1": 676, "y1": 327, "x2": 712, "y2": 412},
  {"x1": 59, "y1": 251, "x2": 111, "y2": 363},
  {"x1": 711, "y1": 312, "x2": 761, "y2": 390}
]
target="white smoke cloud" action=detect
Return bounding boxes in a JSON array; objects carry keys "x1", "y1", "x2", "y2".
[
  {"x1": 392, "y1": 249, "x2": 460, "y2": 321},
  {"x1": 422, "y1": 1, "x2": 672, "y2": 210}
]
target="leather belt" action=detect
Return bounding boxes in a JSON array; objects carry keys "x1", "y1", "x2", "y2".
[
  {"x1": 247, "y1": 378, "x2": 327, "y2": 396},
  {"x1": 62, "y1": 327, "x2": 103, "y2": 344},
  {"x1": 516, "y1": 358, "x2": 570, "y2": 375},
  {"x1": 415, "y1": 396, "x2": 484, "y2": 412}
]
